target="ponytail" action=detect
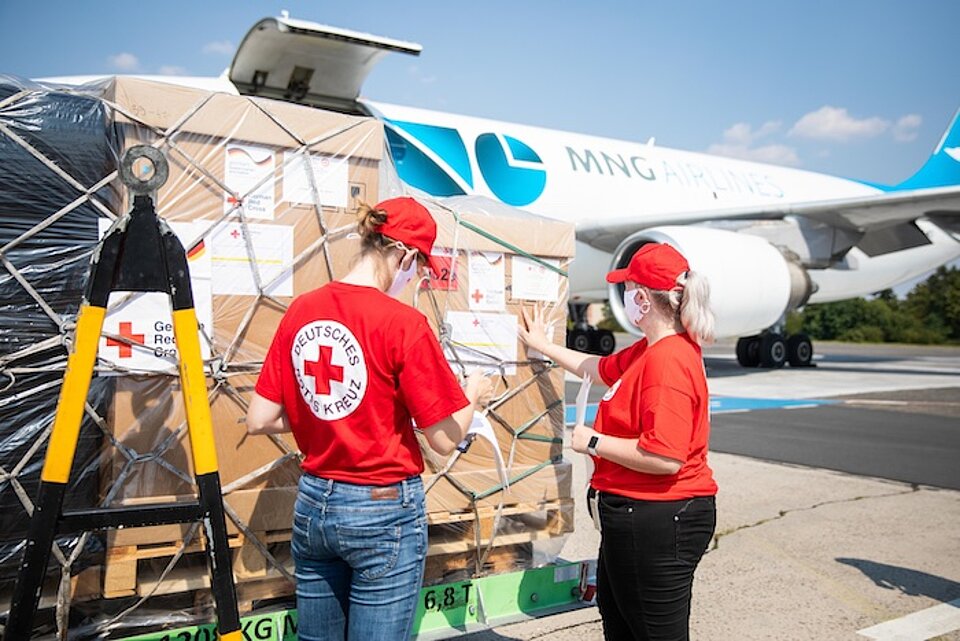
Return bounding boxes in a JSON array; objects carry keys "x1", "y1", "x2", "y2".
[
  {"x1": 677, "y1": 270, "x2": 715, "y2": 345},
  {"x1": 647, "y1": 270, "x2": 715, "y2": 344},
  {"x1": 356, "y1": 202, "x2": 389, "y2": 252}
]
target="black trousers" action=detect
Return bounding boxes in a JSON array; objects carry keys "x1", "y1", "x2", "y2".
[{"x1": 596, "y1": 492, "x2": 716, "y2": 641}]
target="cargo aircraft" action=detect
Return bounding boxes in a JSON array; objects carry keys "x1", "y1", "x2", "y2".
[{"x1": 45, "y1": 14, "x2": 960, "y2": 367}]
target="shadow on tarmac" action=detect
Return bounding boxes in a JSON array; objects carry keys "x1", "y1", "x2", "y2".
[{"x1": 836, "y1": 558, "x2": 960, "y2": 602}]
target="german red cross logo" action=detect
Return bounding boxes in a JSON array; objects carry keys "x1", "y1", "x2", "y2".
[
  {"x1": 303, "y1": 345, "x2": 344, "y2": 395},
  {"x1": 292, "y1": 320, "x2": 367, "y2": 421},
  {"x1": 106, "y1": 321, "x2": 145, "y2": 358}
]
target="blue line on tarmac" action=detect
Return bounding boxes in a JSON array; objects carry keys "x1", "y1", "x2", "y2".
[{"x1": 564, "y1": 397, "x2": 835, "y2": 425}]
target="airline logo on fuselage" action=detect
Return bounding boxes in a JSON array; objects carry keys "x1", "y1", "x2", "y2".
[
  {"x1": 385, "y1": 119, "x2": 786, "y2": 206},
  {"x1": 385, "y1": 120, "x2": 546, "y2": 206},
  {"x1": 565, "y1": 147, "x2": 785, "y2": 198}
]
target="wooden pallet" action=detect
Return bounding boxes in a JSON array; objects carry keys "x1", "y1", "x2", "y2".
[
  {"x1": 424, "y1": 543, "x2": 533, "y2": 585},
  {"x1": 427, "y1": 497, "x2": 575, "y2": 552},
  {"x1": 98, "y1": 497, "x2": 574, "y2": 601},
  {"x1": 103, "y1": 529, "x2": 292, "y2": 600}
]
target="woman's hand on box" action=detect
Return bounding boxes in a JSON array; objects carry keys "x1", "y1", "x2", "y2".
[{"x1": 518, "y1": 304, "x2": 551, "y2": 352}]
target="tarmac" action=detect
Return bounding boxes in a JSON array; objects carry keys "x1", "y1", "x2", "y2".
[{"x1": 452, "y1": 340, "x2": 960, "y2": 641}]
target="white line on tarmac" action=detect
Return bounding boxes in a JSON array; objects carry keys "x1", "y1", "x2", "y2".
[{"x1": 856, "y1": 598, "x2": 960, "y2": 640}]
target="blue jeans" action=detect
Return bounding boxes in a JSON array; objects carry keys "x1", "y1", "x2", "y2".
[{"x1": 292, "y1": 473, "x2": 427, "y2": 641}]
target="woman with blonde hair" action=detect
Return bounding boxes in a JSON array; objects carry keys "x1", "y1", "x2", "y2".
[
  {"x1": 520, "y1": 242, "x2": 716, "y2": 641},
  {"x1": 247, "y1": 197, "x2": 492, "y2": 641}
]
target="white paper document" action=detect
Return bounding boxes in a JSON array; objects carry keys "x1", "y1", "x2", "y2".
[
  {"x1": 511, "y1": 256, "x2": 560, "y2": 302},
  {"x1": 575, "y1": 374, "x2": 593, "y2": 426},
  {"x1": 445, "y1": 311, "x2": 518, "y2": 376},
  {"x1": 97, "y1": 220, "x2": 213, "y2": 373},
  {"x1": 224, "y1": 144, "x2": 276, "y2": 219},
  {"x1": 209, "y1": 222, "x2": 294, "y2": 296},
  {"x1": 282, "y1": 152, "x2": 349, "y2": 208},
  {"x1": 468, "y1": 251, "x2": 505, "y2": 311},
  {"x1": 467, "y1": 412, "x2": 510, "y2": 490}
]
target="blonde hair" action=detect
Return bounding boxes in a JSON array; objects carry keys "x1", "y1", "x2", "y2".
[{"x1": 647, "y1": 270, "x2": 715, "y2": 344}]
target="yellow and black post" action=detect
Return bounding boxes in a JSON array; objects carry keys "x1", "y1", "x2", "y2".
[{"x1": 4, "y1": 147, "x2": 241, "y2": 640}]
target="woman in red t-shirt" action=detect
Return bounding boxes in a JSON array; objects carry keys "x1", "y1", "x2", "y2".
[
  {"x1": 520, "y1": 242, "x2": 716, "y2": 641},
  {"x1": 246, "y1": 197, "x2": 492, "y2": 641}
]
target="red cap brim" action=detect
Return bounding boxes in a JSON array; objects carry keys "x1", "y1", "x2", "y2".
[{"x1": 605, "y1": 268, "x2": 630, "y2": 284}]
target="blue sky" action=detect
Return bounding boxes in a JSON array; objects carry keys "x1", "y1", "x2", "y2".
[
  {"x1": 1, "y1": 1, "x2": 958, "y2": 290},
  {"x1": 2, "y1": 1, "x2": 958, "y2": 186}
]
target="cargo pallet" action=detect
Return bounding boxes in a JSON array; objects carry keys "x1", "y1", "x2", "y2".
[{"x1": 112, "y1": 560, "x2": 591, "y2": 641}]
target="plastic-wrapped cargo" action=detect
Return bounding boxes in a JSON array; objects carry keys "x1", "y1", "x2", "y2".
[
  {"x1": 0, "y1": 76, "x2": 118, "y2": 583},
  {"x1": 0, "y1": 75, "x2": 574, "y2": 638}
]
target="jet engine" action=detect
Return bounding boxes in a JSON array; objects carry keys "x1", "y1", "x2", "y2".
[{"x1": 607, "y1": 226, "x2": 813, "y2": 344}]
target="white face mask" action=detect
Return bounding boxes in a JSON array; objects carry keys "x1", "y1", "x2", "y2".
[
  {"x1": 623, "y1": 289, "x2": 651, "y2": 326},
  {"x1": 387, "y1": 250, "x2": 418, "y2": 298}
]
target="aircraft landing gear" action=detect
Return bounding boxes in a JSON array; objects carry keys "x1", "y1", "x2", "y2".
[
  {"x1": 567, "y1": 303, "x2": 616, "y2": 355},
  {"x1": 735, "y1": 332, "x2": 813, "y2": 368},
  {"x1": 786, "y1": 333, "x2": 814, "y2": 367}
]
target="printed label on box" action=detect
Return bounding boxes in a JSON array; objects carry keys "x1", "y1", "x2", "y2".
[
  {"x1": 512, "y1": 256, "x2": 560, "y2": 302},
  {"x1": 97, "y1": 220, "x2": 213, "y2": 373},
  {"x1": 224, "y1": 144, "x2": 276, "y2": 220},
  {"x1": 468, "y1": 251, "x2": 505, "y2": 311},
  {"x1": 444, "y1": 311, "x2": 517, "y2": 376},
  {"x1": 423, "y1": 247, "x2": 459, "y2": 291},
  {"x1": 282, "y1": 152, "x2": 349, "y2": 208},
  {"x1": 209, "y1": 221, "x2": 294, "y2": 297}
]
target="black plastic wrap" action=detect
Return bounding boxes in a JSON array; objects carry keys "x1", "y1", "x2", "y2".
[{"x1": 0, "y1": 75, "x2": 118, "y2": 578}]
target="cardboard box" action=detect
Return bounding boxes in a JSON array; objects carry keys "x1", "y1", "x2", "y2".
[
  {"x1": 99, "y1": 77, "x2": 382, "y2": 524},
  {"x1": 97, "y1": 78, "x2": 577, "y2": 572}
]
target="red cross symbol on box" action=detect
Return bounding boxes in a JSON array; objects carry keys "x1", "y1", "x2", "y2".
[
  {"x1": 106, "y1": 321, "x2": 145, "y2": 358},
  {"x1": 227, "y1": 196, "x2": 242, "y2": 207},
  {"x1": 472, "y1": 318, "x2": 481, "y2": 328},
  {"x1": 471, "y1": 289, "x2": 484, "y2": 304},
  {"x1": 230, "y1": 228, "x2": 241, "y2": 240},
  {"x1": 304, "y1": 345, "x2": 344, "y2": 395}
]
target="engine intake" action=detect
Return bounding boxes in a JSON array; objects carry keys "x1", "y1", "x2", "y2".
[{"x1": 607, "y1": 226, "x2": 812, "y2": 339}]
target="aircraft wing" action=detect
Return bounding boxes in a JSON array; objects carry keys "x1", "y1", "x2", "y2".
[
  {"x1": 577, "y1": 184, "x2": 960, "y2": 253},
  {"x1": 229, "y1": 15, "x2": 421, "y2": 113}
]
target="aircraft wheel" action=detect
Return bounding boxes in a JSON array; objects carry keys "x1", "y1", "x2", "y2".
[
  {"x1": 736, "y1": 336, "x2": 761, "y2": 367},
  {"x1": 759, "y1": 333, "x2": 787, "y2": 368},
  {"x1": 568, "y1": 329, "x2": 592, "y2": 353},
  {"x1": 787, "y1": 333, "x2": 814, "y2": 367},
  {"x1": 597, "y1": 330, "x2": 616, "y2": 355}
]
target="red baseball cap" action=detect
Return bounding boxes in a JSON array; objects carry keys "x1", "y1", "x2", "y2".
[
  {"x1": 605, "y1": 243, "x2": 689, "y2": 289},
  {"x1": 374, "y1": 197, "x2": 442, "y2": 273}
]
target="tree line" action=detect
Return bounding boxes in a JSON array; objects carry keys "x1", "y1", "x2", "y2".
[{"x1": 786, "y1": 265, "x2": 960, "y2": 344}]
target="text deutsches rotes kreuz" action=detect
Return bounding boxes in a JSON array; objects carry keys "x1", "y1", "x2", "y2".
[{"x1": 292, "y1": 320, "x2": 368, "y2": 420}]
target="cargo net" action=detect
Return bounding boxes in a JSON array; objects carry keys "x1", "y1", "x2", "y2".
[{"x1": 0, "y1": 76, "x2": 573, "y2": 637}]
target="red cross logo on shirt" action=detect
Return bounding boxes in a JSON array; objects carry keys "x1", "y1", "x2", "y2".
[
  {"x1": 304, "y1": 345, "x2": 344, "y2": 395},
  {"x1": 106, "y1": 322, "x2": 145, "y2": 358}
]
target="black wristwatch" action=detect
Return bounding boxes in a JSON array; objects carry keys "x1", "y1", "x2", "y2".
[{"x1": 587, "y1": 434, "x2": 601, "y2": 457}]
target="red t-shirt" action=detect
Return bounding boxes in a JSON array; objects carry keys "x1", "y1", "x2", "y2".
[
  {"x1": 592, "y1": 333, "x2": 717, "y2": 500},
  {"x1": 255, "y1": 282, "x2": 469, "y2": 485}
]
